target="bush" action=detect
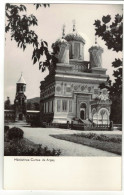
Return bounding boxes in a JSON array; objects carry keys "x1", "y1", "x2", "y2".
[
  {"x1": 8, "y1": 127, "x2": 24, "y2": 140},
  {"x1": 76, "y1": 133, "x2": 122, "y2": 143},
  {"x1": 4, "y1": 126, "x2": 9, "y2": 133},
  {"x1": 4, "y1": 141, "x2": 61, "y2": 156}
]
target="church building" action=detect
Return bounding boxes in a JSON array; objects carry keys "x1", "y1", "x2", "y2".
[
  {"x1": 14, "y1": 73, "x2": 27, "y2": 121},
  {"x1": 40, "y1": 23, "x2": 111, "y2": 125},
  {"x1": 4, "y1": 73, "x2": 40, "y2": 123}
]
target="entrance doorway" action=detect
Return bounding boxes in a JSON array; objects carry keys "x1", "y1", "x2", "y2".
[
  {"x1": 19, "y1": 113, "x2": 23, "y2": 120},
  {"x1": 80, "y1": 109, "x2": 85, "y2": 120},
  {"x1": 80, "y1": 103, "x2": 86, "y2": 120}
]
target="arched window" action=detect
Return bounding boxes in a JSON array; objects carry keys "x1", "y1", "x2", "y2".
[
  {"x1": 98, "y1": 108, "x2": 109, "y2": 125},
  {"x1": 21, "y1": 86, "x2": 23, "y2": 91}
]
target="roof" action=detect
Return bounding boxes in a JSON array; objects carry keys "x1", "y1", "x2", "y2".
[
  {"x1": 89, "y1": 45, "x2": 103, "y2": 52},
  {"x1": 52, "y1": 38, "x2": 68, "y2": 50},
  {"x1": 17, "y1": 73, "x2": 26, "y2": 84},
  {"x1": 65, "y1": 32, "x2": 85, "y2": 44}
]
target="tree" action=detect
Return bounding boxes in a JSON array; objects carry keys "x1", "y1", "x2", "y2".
[
  {"x1": 5, "y1": 3, "x2": 57, "y2": 72},
  {"x1": 34, "y1": 102, "x2": 40, "y2": 110},
  {"x1": 94, "y1": 14, "x2": 123, "y2": 123},
  {"x1": 5, "y1": 97, "x2": 11, "y2": 110}
]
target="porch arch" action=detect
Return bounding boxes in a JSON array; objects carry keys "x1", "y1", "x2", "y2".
[{"x1": 98, "y1": 108, "x2": 109, "y2": 125}]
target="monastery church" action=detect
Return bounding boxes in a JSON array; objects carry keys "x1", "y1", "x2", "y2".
[
  {"x1": 5, "y1": 22, "x2": 111, "y2": 126},
  {"x1": 40, "y1": 23, "x2": 111, "y2": 125}
]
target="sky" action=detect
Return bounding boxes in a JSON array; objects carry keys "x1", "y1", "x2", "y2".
[{"x1": 4, "y1": 3, "x2": 122, "y2": 103}]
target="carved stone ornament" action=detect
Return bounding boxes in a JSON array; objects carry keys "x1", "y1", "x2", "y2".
[{"x1": 56, "y1": 86, "x2": 61, "y2": 92}]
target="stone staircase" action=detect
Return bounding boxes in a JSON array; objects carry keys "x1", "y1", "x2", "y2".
[
  {"x1": 79, "y1": 119, "x2": 92, "y2": 125},
  {"x1": 9, "y1": 120, "x2": 30, "y2": 127}
]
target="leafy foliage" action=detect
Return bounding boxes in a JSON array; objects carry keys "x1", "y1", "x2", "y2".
[
  {"x1": 5, "y1": 3, "x2": 57, "y2": 72},
  {"x1": 77, "y1": 133, "x2": 122, "y2": 143},
  {"x1": 4, "y1": 126, "x2": 10, "y2": 133},
  {"x1": 4, "y1": 97, "x2": 11, "y2": 109},
  {"x1": 4, "y1": 140, "x2": 61, "y2": 156},
  {"x1": 95, "y1": 14, "x2": 123, "y2": 123},
  {"x1": 34, "y1": 3, "x2": 50, "y2": 10},
  {"x1": 94, "y1": 14, "x2": 123, "y2": 52}
]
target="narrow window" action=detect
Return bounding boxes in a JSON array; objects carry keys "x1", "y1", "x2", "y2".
[
  {"x1": 52, "y1": 100, "x2": 53, "y2": 112},
  {"x1": 69, "y1": 100, "x2": 72, "y2": 112},
  {"x1": 62, "y1": 100, "x2": 67, "y2": 112},
  {"x1": 48, "y1": 101, "x2": 51, "y2": 113},
  {"x1": 57, "y1": 100, "x2": 61, "y2": 112},
  {"x1": 44, "y1": 103, "x2": 46, "y2": 113},
  {"x1": 46, "y1": 102, "x2": 48, "y2": 113},
  {"x1": 49, "y1": 101, "x2": 52, "y2": 113}
]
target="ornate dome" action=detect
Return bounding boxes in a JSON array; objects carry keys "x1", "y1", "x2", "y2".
[
  {"x1": 65, "y1": 32, "x2": 85, "y2": 44},
  {"x1": 51, "y1": 37, "x2": 68, "y2": 54},
  {"x1": 89, "y1": 45, "x2": 103, "y2": 52},
  {"x1": 89, "y1": 36, "x2": 103, "y2": 51},
  {"x1": 52, "y1": 38, "x2": 68, "y2": 47}
]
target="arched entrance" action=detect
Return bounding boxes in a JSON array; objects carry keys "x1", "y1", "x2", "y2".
[
  {"x1": 19, "y1": 113, "x2": 23, "y2": 120},
  {"x1": 80, "y1": 103, "x2": 86, "y2": 120}
]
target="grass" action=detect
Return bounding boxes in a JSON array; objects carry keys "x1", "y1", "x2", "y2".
[{"x1": 51, "y1": 133, "x2": 122, "y2": 155}]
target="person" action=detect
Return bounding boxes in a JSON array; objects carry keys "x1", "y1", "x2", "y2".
[
  {"x1": 67, "y1": 121, "x2": 70, "y2": 129},
  {"x1": 71, "y1": 121, "x2": 73, "y2": 130},
  {"x1": 109, "y1": 121, "x2": 113, "y2": 131}
]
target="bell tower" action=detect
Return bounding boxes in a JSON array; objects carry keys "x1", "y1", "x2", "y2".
[{"x1": 14, "y1": 73, "x2": 27, "y2": 121}]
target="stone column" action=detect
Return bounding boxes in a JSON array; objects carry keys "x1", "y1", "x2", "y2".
[{"x1": 73, "y1": 94, "x2": 77, "y2": 118}]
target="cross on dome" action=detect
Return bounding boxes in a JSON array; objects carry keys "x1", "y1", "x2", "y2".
[
  {"x1": 72, "y1": 19, "x2": 76, "y2": 32},
  {"x1": 62, "y1": 24, "x2": 66, "y2": 38},
  {"x1": 95, "y1": 36, "x2": 97, "y2": 45}
]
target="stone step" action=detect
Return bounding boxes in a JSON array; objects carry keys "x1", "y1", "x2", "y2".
[
  {"x1": 80, "y1": 119, "x2": 92, "y2": 125},
  {"x1": 9, "y1": 121, "x2": 29, "y2": 127}
]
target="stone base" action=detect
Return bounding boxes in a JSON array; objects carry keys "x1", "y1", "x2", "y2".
[{"x1": 91, "y1": 67, "x2": 107, "y2": 75}]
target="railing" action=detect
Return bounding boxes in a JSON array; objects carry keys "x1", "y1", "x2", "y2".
[
  {"x1": 41, "y1": 122, "x2": 110, "y2": 131},
  {"x1": 113, "y1": 124, "x2": 122, "y2": 131}
]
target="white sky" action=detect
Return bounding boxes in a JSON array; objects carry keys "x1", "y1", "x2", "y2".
[{"x1": 4, "y1": 3, "x2": 122, "y2": 103}]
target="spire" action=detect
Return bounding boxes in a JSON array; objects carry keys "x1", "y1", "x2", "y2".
[
  {"x1": 95, "y1": 35, "x2": 97, "y2": 45},
  {"x1": 72, "y1": 19, "x2": 76, "y2": 32},
  {"x1": 17, "y1": 72, "x2": 26, "y2": 84},
  {"x1": 62, "y1": 24, "x2": 65, "y2": 38}
]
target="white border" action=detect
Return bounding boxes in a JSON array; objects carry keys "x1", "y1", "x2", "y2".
[{"x1": 0, "y1": 0, "x2": 124, "y2": 194}]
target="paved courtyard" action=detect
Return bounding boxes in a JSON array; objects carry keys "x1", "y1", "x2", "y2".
[{"x1": 9, "y1": 125, "x2": 121, "y2": 157}]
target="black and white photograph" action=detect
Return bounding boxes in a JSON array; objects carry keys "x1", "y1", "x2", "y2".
[
  {"x1": 4, "y1": 3, "x2": 122, "y2": 158},
  {"x1": 2, "y1": 1, "x2": 123, "y2": 191}
]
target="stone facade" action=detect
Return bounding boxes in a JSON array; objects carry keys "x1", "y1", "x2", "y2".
[{"x1": 40, "y1": 29, "x2": 111, "y2": 125}]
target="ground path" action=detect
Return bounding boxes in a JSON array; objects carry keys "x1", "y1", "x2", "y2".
[{"x1": 9, "y1": 125, "x2": 121, "y2": 157}]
